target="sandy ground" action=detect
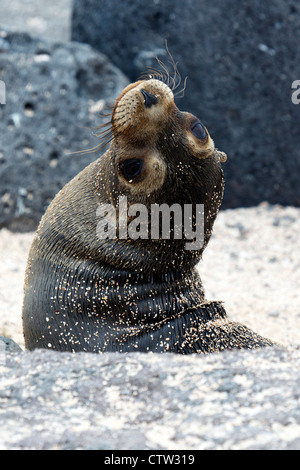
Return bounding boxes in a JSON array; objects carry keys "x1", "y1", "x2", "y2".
[{"x1": 1, "y1": 203, "x2": 299, "y2": 350}]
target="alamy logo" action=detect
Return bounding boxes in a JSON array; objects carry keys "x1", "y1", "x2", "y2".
[
  {"x1": 0, "y1": 80, "x2": 5, "y2": 104},
  {"x1": 291, "y1": 80, "x2": 300, "y2": 105},
  {"x1": 96, "y1": 196, "x2": 205, "y2": 251}
]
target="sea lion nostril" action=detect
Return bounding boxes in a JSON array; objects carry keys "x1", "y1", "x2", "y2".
[{"x1": 141, "y1": 88, "x2": 158, "y2": 108}]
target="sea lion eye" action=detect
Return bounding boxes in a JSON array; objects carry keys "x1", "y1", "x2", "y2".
[
  {"x1": 120, "y1": 158, "x2": 143, "y2": 181},
  {"x1": 141, "y1": 89, "x2": 158, "y2": 108},
  {"x1": 191, "y1": 121, "x2": 206, "y2": 140}
]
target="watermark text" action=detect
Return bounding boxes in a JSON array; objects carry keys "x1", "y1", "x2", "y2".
[
  {"x1": 0, "y1": 80, "x2": 5, "y2": 105},
  {"x1": 96, "y1": 196, "x2": 205, "y2": 251},
  {"x1": 291, "y1": 80, "x2": 300, "y2": 104}
]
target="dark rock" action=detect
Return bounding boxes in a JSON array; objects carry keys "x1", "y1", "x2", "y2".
[
  {"x1": 0, "y1": 29, "x2": 129, "y2": 231},
  {"x1": 71, "y1": 0, "x2": 300, "y2": 209}
]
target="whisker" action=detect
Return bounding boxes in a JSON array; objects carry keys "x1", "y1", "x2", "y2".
[
  {"x1": 69, "y1": 43, "x2": 186, "y2": 158},
  {"x1": 92, "y1": 129, "x2": 112, "y2": 139},
  {"x1": 154, "y1": 57, "x2": 174, "y2": 89},
  {"x1": 164, "y1": 41, "x2": 181, "y2": 91},
  {"x1": 66, "y1": 140, "x2": 109, "y2": 156},
  {"x1": 174, "y1": 75, "x2": 188, "y2": 98},
  {"x1": 171, "y1": 62, "x2": 182, "y2": 91},
  {"x1": 98, "y1": 111, "x2": 114, "y2": 118},
  {"x1": 139, "y1": 67, "x2": 167, "y2": 84},
  {"x1": 87, "y1": 122, "x2": 112, "y2": 136},
  {"x1": 67, "y1": 122, "x2": 118, "y2": 157}
]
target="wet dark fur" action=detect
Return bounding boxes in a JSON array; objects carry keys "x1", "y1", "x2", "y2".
[{"x1": 22, "y1": 71, "x2": 275, "y2": 353}]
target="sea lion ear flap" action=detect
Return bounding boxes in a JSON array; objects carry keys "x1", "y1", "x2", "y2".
[{"x1": 215, "y1": 149, "x2": 227, "y2": 163}]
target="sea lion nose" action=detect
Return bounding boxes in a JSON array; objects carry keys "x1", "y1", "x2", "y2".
[{"x1": 141, "y1": 89, "x2": 158, "y2": 108}]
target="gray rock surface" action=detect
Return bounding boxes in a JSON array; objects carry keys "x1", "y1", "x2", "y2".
[
  {"x1": 0, "y1": 29, "x2": 128, "y2": 231},
  {"x1": 0, "y1": 0, "x2": 72, "y2": 42},
  {"x1": 72, "y1": 0, "x2": 300, "y2": 209},
  {"x1": 0, "y1": 335, "x2": 22, "y2": 353},
  {"x1": 1, "y1": 346, "x2": 300, "y2": 450}
]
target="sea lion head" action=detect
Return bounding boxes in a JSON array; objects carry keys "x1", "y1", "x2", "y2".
[
  {"x1": 95, "y1": 77, "x2": 227, "y2": 272},
  {"x1": 111, "y1": 78, "x2": 227, "y2": 162}
]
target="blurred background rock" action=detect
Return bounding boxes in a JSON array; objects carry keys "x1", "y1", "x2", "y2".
[
  {"x1": 72, "y1": 0, "x2": 300, "y2": 210},
  {"x1": 0, "y1": 0, "x2": 72, "y2": 42},
  {"x1": 0, "y1": 0, "x2": 128, "y2": 231},
  {"x1": 0, "y1": 29, "x2": 128, "y2": 231}
]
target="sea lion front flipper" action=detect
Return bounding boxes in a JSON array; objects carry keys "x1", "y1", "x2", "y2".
[
  {"x1": 177, "y1": 302, "x2": 276, "y2": 353},
  {"x1": 108, "y1": 301, "x2": 276, "y2": 354}
]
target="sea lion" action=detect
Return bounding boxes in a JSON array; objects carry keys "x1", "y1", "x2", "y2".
[{"x1": 22, "y1": 74, "x2": 275, "y2": 353}]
